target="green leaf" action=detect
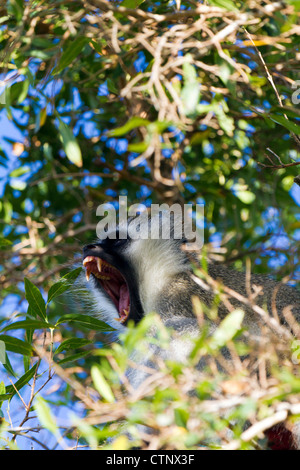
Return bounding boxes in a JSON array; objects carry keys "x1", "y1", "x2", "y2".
[
  {"x1": 35, "y1": 396, "x2": 59, "y2": 436},
  {"x1": 24, "y1": 278, "x2": 47, "y2": 320},
  {"x1": 56, "y1": 350, "x2": 90, "y2": 365},
  {"x1": 1, "y1": 319, "x2": 55, "y2": 333},
  {"x1": 10, "y1": 166, "x2": 30, "y2": 178},
  {"x1": 10, "y1": 179, "x2": 26, "y2": 191},
  {"x1": 2, "y1": 353, "x2": 16, "y2": 378},
  {"x1": 207, "y1": 0, "x2": 239, "y2": 12},
  {"x1": 0, "y1": 335, "x2": 33, "y2": 356},
  {"x1": 108, "y1": 117, "x2": 151, "y2": 137},
  {"x1": 47, "y1": 267, "x2": 82, "y2": 304},
  {"x1": 55, "y1": 314, "x2": 115, "y2": 331},
  {"x1": 91, "y1": 365, "x2": 115, "y2": 403},
  {"x1": 107, "y1": 78, "x2": 118, "y2": 94},
  {"x1": 7, "y1": 81, "x2": 23, "y2": 104},
  {"x1": 3, "y1": 201, "x2": 12, "y2": 224},
  {"x1": 286, "y1": 0, "x2": 300, "y2": 11},
  {"x1": 0, "y1": 238, "x2": 12, "y2": 247},
  {"x1": 0, "y1": 16, "x2": 10, "y2": 25},
  {"x1": 0, "y1": 341, "x2": 5, "y2": 364},
  {"x1": 181, "y1": 60, "x2": 200, "y2": 116},
  {"x1": 4, "y1": 363, "x2": 38, "y2": 399},
  {"x1": 7, "y1": 0, "x2": 24, "y2": 21},
  {"x1": 210, "y1": 309, "x2": 244, "y2": 350},
  {"x1": 235, "y1": 190, "x2": 256, "y2": 205},
  {"x1": 174, "y1": 407, "x2": 189, "y2": 428},
  {"x1": 0, "y1": 382, "x2": 5, "y2": 395},
  {"x1": 267, "y1": 114, "x2": 300, "y2": 135},
  {"x1": 57, "y1": 116, "x2": 83, "y2": 168},
  {"x1": 217, "y1": 61, "x2": 233, "y2": 87},
  {"x1": 127, "y1": 141, "x2": 149, "y2": 153},
  {"x1": 213, "y1": 100, "x2": 234, "y2": 136},
  {"x1": 52, "y1": 37, "x2": 90, "y2": 75},
  {"x1": 120, "y1": 0, "x2": 145, "y2": 6},
  {"x1": 17, "y1": 78, "x2": 30, "y2": 104},
  {"x1": 282, "y1": 175, "x2": 295, "y2": 191},
  {"x1": 62, "y1": 267, "x2": 83, "y2": 282},
  {"x1": 55, "y1": 338, "x2": 92, "y2": 355}
]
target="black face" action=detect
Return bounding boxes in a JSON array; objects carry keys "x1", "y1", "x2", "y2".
[{"x1": 83, "y1": 237, "x2": 144, "y2": 325}]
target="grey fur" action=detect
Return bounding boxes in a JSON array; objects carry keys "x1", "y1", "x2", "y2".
[{"x1": 81, "y1": 214, "x2": 300, "y2": 447}]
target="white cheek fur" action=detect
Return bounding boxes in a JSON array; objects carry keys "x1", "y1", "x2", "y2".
[{"x1": 125, "y1": 237, "x2": 189, "y2": 314}]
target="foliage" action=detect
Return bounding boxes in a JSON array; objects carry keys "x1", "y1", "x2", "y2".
[
  {"x1": 0, "y1": 274, "x2": 300, "y2": 450},
  {"x1": 0, "y1": 0, "x2": 299, "y2": 450}
]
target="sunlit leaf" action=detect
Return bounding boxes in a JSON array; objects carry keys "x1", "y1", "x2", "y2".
[
  {"x1": 35, "y1": 396, "x2": 59, "y2": 436},
  {"x1": 181, "y1": 60, "x2": 200, "y2": 116},
  {"x1": 210, "y1": 309, "x2": 245, "y2": 350},
  {"x1": 57, "y1": 117, "x2": 83, "y2": 168},
  {"x1": 0, "y1": 342, "x2": 5, "y2": 364},
  {"x1": 108, "y1": 117, "x2": 151, "y2": 137},
  {"x1": 120, "y1": 0, "x2": 145, "y2": 6},
  {"x1": 91, "y1": 365, "x2": 115, "y2": 403},
  {"x1": 235, "y1": 190, "x2": 256, "y2": 204},
  {"x1": 207, "y1": 0, "x2": 239, "y2": 11}
]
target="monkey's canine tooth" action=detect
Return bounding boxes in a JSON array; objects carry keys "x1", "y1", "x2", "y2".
[
  {"x1": 97, "y1": 258, "x2": 102, "y2": 272},
  {"x1": 85, "y1": 269, "x2": 91, "y2": 282},
  {"x1": 119, "y1": 309, "x2": 129, "y2": 323},
  {"x1": 83, "y1": 256, "x2": 95, "y2": 266}
]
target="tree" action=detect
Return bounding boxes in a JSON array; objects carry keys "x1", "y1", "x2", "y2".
[{"x1": 0, "y1": 0, "x2": 299, "y2": 450}]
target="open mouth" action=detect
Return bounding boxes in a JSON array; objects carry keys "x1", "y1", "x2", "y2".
[{"x1": 83, "y1": 256, "x2": 130, "y2": 324}]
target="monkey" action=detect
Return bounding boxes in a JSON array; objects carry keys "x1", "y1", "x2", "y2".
[{"x1": 81, "y1": 212, "x2": 300, "y2": 449}]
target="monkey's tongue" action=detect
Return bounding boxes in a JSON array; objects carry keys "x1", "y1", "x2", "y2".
[
  {"x1": 119, "y1": 284, "x2": 130, "y2": 315},
  {"x1": 103, "y1": 278, "x2": 130, "y2": 319}
]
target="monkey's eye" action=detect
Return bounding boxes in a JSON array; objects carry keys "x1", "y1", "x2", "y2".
[
  {"x1": 114, "y1": 229, "x2": 130, "y2": 245},
  {"x1": 113, "y1": 238, "x2": 127, "y2": 248},
  {"x1": 102, "y1": 231, "x2": 128, "y2": 248}
]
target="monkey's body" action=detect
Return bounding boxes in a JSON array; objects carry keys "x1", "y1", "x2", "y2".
[
  {"x1": 157, "y1": 265, "x2": 300, "y2": 331},
  {"x1": 81, "y1": 213, "x2": 300, "y2": 448}
]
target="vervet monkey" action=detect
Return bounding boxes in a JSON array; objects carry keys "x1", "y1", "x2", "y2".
[{"x1": 81, "y1": 213, "x2": 300, "y2": 448}]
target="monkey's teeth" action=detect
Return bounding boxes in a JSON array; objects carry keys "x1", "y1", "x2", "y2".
[
  {"x1": 120, "y1": 309, "x2": 129, "y2": 323},
  {"x1": 86, "y1": 269, "x2": 91, "y2": 282},
  {"x1": 94, "y1": 273, "x2": 110, "y2": 280},
  {"x1": 83, "y1": 256, "x2": 95, "y2": 266},
  {"x1": 97, "y1": 258, "x2": 102, "y2": 272},
  {"x1": 114, "y1": 309, "x2": 129, "y2": 323}
]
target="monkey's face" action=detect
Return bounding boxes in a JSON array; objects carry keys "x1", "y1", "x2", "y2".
[
  {"x1": 82, "y1": 215, "x2": 192, "y2": 327},
  {"x1": 83, "y1": 234, "x2": 144, "y2": 325}
]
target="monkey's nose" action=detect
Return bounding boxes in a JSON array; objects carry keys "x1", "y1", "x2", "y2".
[
  {"x1": 84, "y1": 244, "x2": 97, "y2": 251},
  {"x1": 83, "y1": 243, "x2": 104, "y2": 257}
]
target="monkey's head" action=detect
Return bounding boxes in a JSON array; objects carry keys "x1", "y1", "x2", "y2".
[{"x1": 82, "y1": 214, "x2": 192, "y2": 327}]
